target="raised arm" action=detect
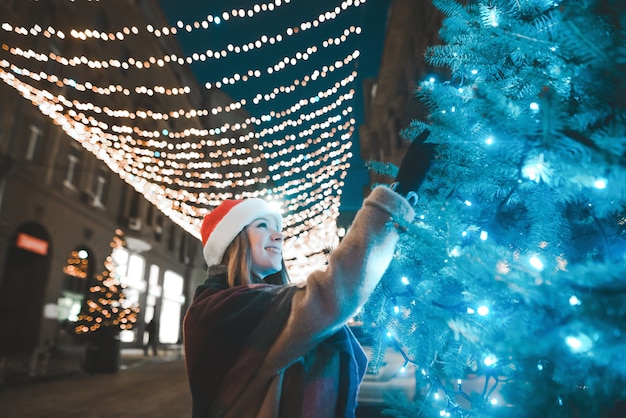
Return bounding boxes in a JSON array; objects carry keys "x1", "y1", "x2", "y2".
[{"x1": 262, "y1": 186, "x2": 414, "y2": 373}]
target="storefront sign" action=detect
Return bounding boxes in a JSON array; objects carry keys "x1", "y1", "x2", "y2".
[{"x1": 16, "y1": 232, "x2": 49, "y2": 255}]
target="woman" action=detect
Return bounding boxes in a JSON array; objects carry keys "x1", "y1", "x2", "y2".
[
  {"x1": 183, "y1": 183, "x2": 414, "y2": 418},
  {"x1": 184, "y1": 131, "x2": 434, "y2": 418}
]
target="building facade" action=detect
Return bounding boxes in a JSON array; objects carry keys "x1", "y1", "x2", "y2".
[
  {"x1": 0, "y1": 0, "x2": 266, "y2": 378},
  {"x1": 359, "y1": 0, "x2": 444, "y2": 189}
]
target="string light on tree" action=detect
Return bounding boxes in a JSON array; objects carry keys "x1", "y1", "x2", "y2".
[{"x1": 74, "y1": 230, "x2": 140, "y2": 336}]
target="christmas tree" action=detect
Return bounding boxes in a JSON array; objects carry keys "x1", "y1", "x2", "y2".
[
  {"x1": 74, "y1": 230, "x2": 139, "y2": 338},
  {"x1": 361, "y1": 0, "x2": 626, "y2": 416}
]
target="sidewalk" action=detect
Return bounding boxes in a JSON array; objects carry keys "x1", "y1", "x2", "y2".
[
  {"x1": 0, "y1": 345, "x2": 183, "y2": 391},
  {"x1": 0, "y1": 357, "x2": 192, "y2": 418}
]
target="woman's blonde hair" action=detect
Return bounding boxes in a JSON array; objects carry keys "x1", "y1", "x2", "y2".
[{"x1": 221, "y1": 228, "x2": 290, "y2": 287}]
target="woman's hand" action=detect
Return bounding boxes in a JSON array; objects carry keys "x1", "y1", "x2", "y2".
[{"x1": 391, "y1": 129, "x2": 435, "y2": 205}]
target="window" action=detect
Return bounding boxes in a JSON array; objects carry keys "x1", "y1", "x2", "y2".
[
  {"x1": 92, "y1": 166, "x2": 109, "y2": 207},
  {"x1": 57, "y1": 248, "x2": 92, "y2": 322},
  {"x1": 113, "y1": 248, "x2": 146, "y2": 303},
  {"x1": 371, "y1": 82, "x2": 378, "y2": 100},
  {"x1": 128, "y1": 191, "x2": 142, "y2": 230},
  {"x1": 179, "y1": 233, "x2": 190, "y2": 263},
  {"x1": 146, "y1": 203, "x2": 155, "y2": 227},
  {"x1": 64, "y1": 146, "x2": 81, "y2": 189},
  {"x1": 154, "y1": 216, "x2": 164, "y2": 242},
  {"x1": 113, "y1": 247, "x2": 147, "y2": 343},
  {"x1": 25, "y1": 123, "x2": 43, "y2": 162},
  {"x1": 124, "y1": 253, "x2": 146, "y2": 303},
  {"x1": 167, "y1": 224, "x2": 177, "y2": 252},
  {"x1": 145, "y1": 264, "x2": 161, "y2": 322},
  {"x1": 159, "y1": 270, "x2": 185, "y2": 344}
]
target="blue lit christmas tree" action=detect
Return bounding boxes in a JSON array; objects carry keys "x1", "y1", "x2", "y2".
[{"x1": 361, "y1": 0, "x2": 626, "y2": 416}]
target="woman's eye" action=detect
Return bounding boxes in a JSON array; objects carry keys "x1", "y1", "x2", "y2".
[{"x1": 257, "y1": 222, "x2": 267, "y2": 228}]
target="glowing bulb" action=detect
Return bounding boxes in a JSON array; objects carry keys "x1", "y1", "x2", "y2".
[
  {"x1": 477, "y1": 305, "x2": 489, "y2": 316},
  {"x1": 401, "y1": 276, "x2": 410, "y2": 285},
  {"x1": 594, "y1": 178, "x2": 607, "y2": 189},
  {"x1": 78, "y1": 249, "x2": 89, "y2": 259},
  {"x1": 569, "y1": 295, "x2": 581, "y2": 306},
  {"x1": 565, "y1": 333, "x2": 592, "y2": 353},
  {"x1": 483, "y1": 354, "x2": 498, "y2": 367},
  {"x1": 485, "y1": 136, "x2": 494, "y2": 145},
  {"x1": 480, "y1": 231, "x2": 488, "y2": 241},
  {"x1": 529, "y1": 255, "x2": 544, "y2": 271},
  {"x1": 522, "y1": 153, "x2": 552, "y2": 183}
]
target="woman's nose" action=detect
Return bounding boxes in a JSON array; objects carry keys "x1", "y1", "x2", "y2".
[{"x1": 272, "y1": 231, "x2": 284, "y2": 241}]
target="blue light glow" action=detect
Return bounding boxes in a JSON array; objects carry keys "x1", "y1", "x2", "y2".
[
  {"x1": 565, "y1": 333, "x2": 592, "y2": 353},
  {"x1": 529, "y1": 256, "x2": 544, "y2": 271},
  {"x1": 594, "y1": 178, "x2": 607, "y2": 189},
  {"x1": 569, "y1": 295, "x2": 581, "y2": 306},
  {"x1": 483, "y1": 353, "x2": 498, "y2": 367}
]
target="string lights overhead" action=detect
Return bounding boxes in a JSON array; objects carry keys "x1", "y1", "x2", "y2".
[{"x1": 1, "y1": 0, "x2": 366, "y2": 276}]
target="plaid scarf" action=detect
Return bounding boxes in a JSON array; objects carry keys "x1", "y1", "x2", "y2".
[{"x1": 184, "y1": 271, "x2": 367, "y2": 418}]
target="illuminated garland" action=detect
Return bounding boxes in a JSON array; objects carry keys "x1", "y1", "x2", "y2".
[
  {"x1": 1, "y1": 1, "x2": 362, "y2": 74},
  {"x1": 0, "y1": 0, "x2": 365, "y2": 275}
]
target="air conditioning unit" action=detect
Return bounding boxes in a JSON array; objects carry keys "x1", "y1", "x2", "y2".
[{"x1": 128, "y1": 217, "x2": 142, "y2": 231}]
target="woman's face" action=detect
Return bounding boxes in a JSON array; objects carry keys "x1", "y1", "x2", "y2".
[{"x1": 246, "y1": 216, "x2": 284, "y2": 280}]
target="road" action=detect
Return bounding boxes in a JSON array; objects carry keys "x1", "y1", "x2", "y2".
[{"x1": 0, "y1": 358, "x2": 390, "y2": 418}]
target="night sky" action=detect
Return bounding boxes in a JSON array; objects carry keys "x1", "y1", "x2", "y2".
[{"x1": 157, "y1": 0, "x2": 391, "y2": 213}]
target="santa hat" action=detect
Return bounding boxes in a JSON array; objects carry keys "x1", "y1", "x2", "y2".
[{"x1": 200, "y1": 198, "x2": 282, "y2": 267}]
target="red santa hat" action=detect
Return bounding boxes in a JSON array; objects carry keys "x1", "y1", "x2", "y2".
[{"x1": 200, "y1": 198, "x2": 282, "y2": 267}]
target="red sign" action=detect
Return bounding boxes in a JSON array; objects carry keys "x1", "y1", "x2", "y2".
[{"x1": 16, "y1": 233, "x2": 49, "y2": 256}]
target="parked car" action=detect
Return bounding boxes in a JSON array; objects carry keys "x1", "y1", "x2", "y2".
[{"x1": 350, "y1": 325, "x2": 417, "y2": 407}]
